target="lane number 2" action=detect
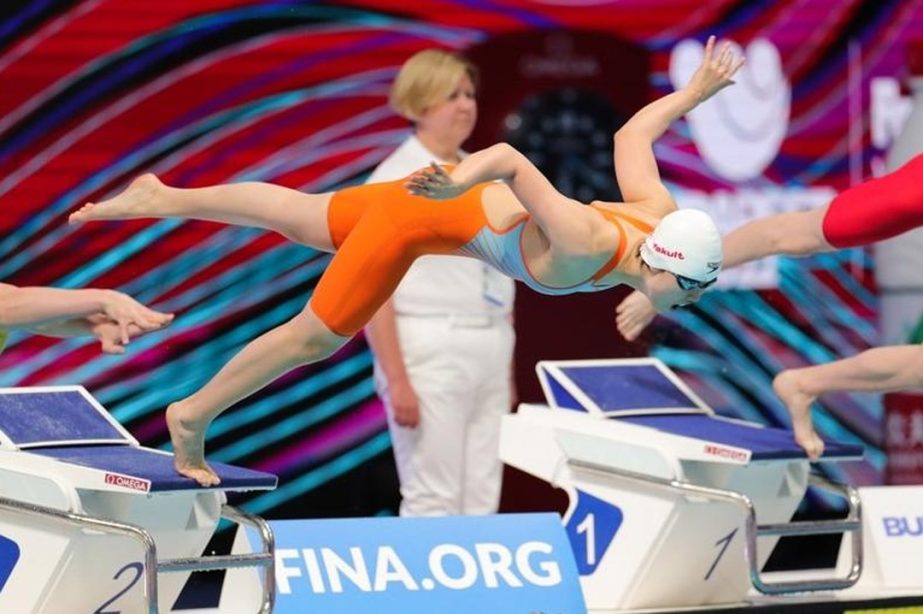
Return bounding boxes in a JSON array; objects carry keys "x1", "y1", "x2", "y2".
[{"x1": 95, "y1": 562, "x2": 144, "y2": 614}]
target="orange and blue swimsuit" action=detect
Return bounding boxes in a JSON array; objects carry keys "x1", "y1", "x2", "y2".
[
  {"x1": 312, "y1": 177, "x2": 652, "y2": 336},
  {"x1": 459, "y1": 203, "x2": 652, "y2": 295}
]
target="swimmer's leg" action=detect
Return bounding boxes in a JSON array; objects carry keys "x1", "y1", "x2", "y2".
[
  {"x1": 166, "y1": 201, "x2": 419, "y2": 485},
  {"x1": 70, "y1": 174, "x2": 336, "y2": 251},
  {"x1": 166, "y1": 305, "x2": 348, "y2": 486},
  {"x1": 773, "y1": 344, "x2": 923, "y2": 460}
]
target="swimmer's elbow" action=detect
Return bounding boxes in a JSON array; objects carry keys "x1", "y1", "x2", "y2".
[
  {"x1": 488, "y1": 142, "x2": 517, "y2": 158},
  {"x1": 613, "y1": 126, "x2": 645, "y2": 147},
  {"x1": 488, "y1": 143, "x2": 522, "y2": 178}
]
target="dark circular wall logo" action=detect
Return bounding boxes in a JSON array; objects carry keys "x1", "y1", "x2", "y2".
[{"x1": 503, "y1": 88, "x2": 626, "y2": 204}]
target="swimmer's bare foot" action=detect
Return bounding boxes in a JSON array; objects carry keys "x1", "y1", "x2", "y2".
[
  {"x1": 773, "y1": 370, "x2": 825, "y2": 461},
  {"x1": 69, "y1": 173, "x2": 164, "y2": 224},
  {"x1": 166, "y1": 402, "x2": 220, "y2": 487}
]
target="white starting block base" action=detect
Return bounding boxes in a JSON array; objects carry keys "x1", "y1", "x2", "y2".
[
  {"x1": 501, "y1": 359, "x2": 871, "y2": 612},
  {"x1": 0, "y1": 386, "x2": 278, "y2": 613}
]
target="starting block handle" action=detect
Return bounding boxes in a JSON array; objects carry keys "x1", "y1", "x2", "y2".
[
  {"x1": 157, "y1": 504, "x2": 275, "y2": 613},
  {"x1": 0, "y1": 495, "x2": 160, "y2": 614},
  {"x1": 0, "y1": 497, "x2": 276, "y2": 614},
  {"x1": 750, "y1": 475, "x2": 863, "y2": 594},
  {"x1": 758, "y1": 475, "x2": 862, "y2": 537},
  {"x1": 566, "y1": 460, "x2": 863, "y2": 595}
]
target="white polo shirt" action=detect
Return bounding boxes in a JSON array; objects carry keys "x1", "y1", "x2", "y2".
[{"x1": 366, "y1": 135, "x2": 514, "y2": 317}]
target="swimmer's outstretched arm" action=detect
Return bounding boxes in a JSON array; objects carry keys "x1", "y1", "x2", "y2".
[
  {"x1": 0, "y1": 283, "x2": 173, "y2": 343},
  {"x1": 614, "y1": 211, "x2": 812, "y2": 341},
  {"x1": 614, "y1": 36, "x2": 742, "y2": 209},
  {"x1": 615, "y1": 210, "x2": 828, "y2": 341},
  {"x1": 411, "y1": 37, "x2": 743, "y2": 251}
]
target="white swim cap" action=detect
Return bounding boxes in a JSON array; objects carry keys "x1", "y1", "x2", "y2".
[{"x1": 640, "y1": 209, "x2": 723, "y2": 283}]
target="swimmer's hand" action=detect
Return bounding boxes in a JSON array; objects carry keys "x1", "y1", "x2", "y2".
[
  {"x1": 406, "y1": 163, "x2": 467, "y2": 200},
  {"x1": 615, "y1": 290, "x2": 657, "y2": 341},
  {"x1": 88, "y1": 315, "x2": 144, "y2": 354},
  {"x1": 101, "y1": 290, "x2": 174, "y2": 345},
  {"x1": 686, "y1": 35, "x2": 746, "y2": 103}
]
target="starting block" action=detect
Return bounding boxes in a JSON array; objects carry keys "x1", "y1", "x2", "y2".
[
  {"x1": 0, "y1": 386, "x2": 278, "y2": 613},
  {"x1": 500, "y1": 358, "x2": 866, "y2": 612}
]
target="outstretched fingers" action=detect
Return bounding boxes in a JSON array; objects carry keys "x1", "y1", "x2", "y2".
[
  {"x1": 716, "y1": 42, "x2": 745, "y2": 80},
  {"x1": 716, "y1": 42, "x2": 731, "y2": 67},
  {"x1": 101, "y1": 338, "x2": 127, "y2": 354},
  {"x1": 729, "y1": 55, "x2": 746, "y2": 78},
  {"x1": 406, "y1": 162, "x2": 452, "y2": 197},
  {"x1": 135, "y1": 308, "x2": 174, "y2": 331},
  {"x1": 429, "y1": 161, "x2": 451, "y2": 179},
  {"x1": 614, "y1": 291, "x2": 657, "y2": 341},
  {"x1": 107, "y1": 305, "x2": 174, "y2": 347},
  {"x1": 710, "y1": 38, "x2": 745, "y2": 81},
  {"x1": 117, "y1": 321, "x2": 131, "y2": 345},
  {"x1": 406, "y1": 174, "x2": 432, "y2": 196},
  {"x1": 703, "y1": 35, "x2": 716, "y2": 62}
]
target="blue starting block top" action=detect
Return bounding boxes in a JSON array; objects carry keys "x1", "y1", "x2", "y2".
[
  {"x1": 621, "y1": 415, "x2": 863, "y2": 460},
  {"x1": 35, "y1": 445, "x2": 277, "y2": 492},
  {"x1": 0, "y1": 387, "x2": 277, "y2": 491},
  {"x1": 538, "y1": 359, "x2": 710, "y2": 416},
  {"x1": 0, "y1": 388, "x2": 130, "y2": 448},
  {"x1": 537, "y1": 359, "x2": 864, "y2": 461}
]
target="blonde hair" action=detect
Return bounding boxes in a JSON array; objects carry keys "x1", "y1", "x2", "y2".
[{"x1": 389, "y1": 49, "x2": 479, "y2": 122}]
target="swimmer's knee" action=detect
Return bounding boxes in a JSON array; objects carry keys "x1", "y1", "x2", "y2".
[
  {"x1": 292, "y1": 327, "x2": 345, "y2": 363},
  {"x1": 289, "y1": 308, "x2": 348, "y2": 362}
]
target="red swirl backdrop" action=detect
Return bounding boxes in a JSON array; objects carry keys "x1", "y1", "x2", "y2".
[{"x1": 2, "y1": 0, "x2": 922, "y2": 517}]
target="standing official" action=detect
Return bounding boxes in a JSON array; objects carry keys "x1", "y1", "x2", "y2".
[{"x1": 364, "y1": 49, "x2": 516, "y2": 516}]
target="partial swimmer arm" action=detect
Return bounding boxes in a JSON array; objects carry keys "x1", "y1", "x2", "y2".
[
  {"x1": 0, "y1": 283, "x2": 110, "y2": 327},
  {"x1": 29, "y1": 315, "x2": 147, "y2": 354}
]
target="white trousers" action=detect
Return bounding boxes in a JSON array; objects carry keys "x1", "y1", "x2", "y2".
[{"x1": 375, "y1": 316, "x2": 515, "y2": 517}]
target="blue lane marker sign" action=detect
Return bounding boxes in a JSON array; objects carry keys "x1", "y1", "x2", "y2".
[
  {"x1": 0, "y1": 534, "x2": 20, "y2": 593},
  {"x1": 564, "y1": 490, "x2": 623, "y2": 576},
  {"x1": 266, "y1": 512, "x2": 586, "y2": 613}
]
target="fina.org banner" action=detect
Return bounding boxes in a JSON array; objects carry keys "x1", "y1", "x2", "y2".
[{"x1": 268, "y1": 512, "x2": 585, "y2": 613}]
